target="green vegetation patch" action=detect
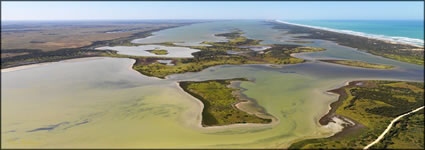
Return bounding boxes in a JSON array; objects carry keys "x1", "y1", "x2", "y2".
[
  {"x1": 131, "y1": 45, "x2": 324, "y2": 79},
  {"x1": 271, "y1": 22, "x2": 424, "y2": 65},
  {"x1": 100, "y1": 30, "x2": 325, "y2": 79},
  {"x1": 289, "y1": 80, "x2": 424, "y2": 149},
  {"x1": 1, "y1": 27, "x2": 171, "y2": 69},
  {"x1": 128, "y1": 31, "x2": 325, "y2": 79},
  {"x1": 1, "y1": 48, "x2": 112, "y2": 68},
  {"x1": 371, "y1": 109, "x2": 424, "y2": 149},
  {"x1": 179, "y1": 78, "x2": 272, "y2": 126},
  {"x1": 321, "y1": 60, "x2": 394, "y2": 69},
  {"x1": 146, "y1": 49, "x2": 169, "y2": 55},
  {"x1": 132, "y1": 53, "x2": 259, "y2": 79},
  {"x1": 381, "y1": 53, "x2": 424, "y2": 65},
  {"x1": 191, "y1": 30, "x2": 263, "y2": 51}
]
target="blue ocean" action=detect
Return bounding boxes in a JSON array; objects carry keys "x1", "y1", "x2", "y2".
[{"x1": 281, "y1": 20, "x2": 424, "y2": 46}]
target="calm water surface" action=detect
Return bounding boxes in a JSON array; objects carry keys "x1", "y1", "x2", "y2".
[
  {"x1": 2, "y1": 20, "x2": 423, "y2": 148},
  {"x1": 96, "y1": 45, "x2": 200, "y2": 58}
]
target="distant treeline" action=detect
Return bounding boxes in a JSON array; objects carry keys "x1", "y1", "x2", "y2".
[
  {"x1": 1, "y1": 26, "x2": 180, "y2": 69},
  {"x1": 1, "y1": 48, "x2": 113, "y2": 68}
]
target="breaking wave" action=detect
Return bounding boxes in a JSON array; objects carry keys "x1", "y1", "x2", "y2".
[{"x1": 275, "y1": 20, "x2": 424, "y2": 47}]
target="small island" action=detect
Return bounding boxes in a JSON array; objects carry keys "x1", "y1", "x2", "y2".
[
  {"x1": 289, "y1": 80, "x2": 424, "y2": 149},
  {"x1": 195, "y1": 30, "x2": 263, "y2": 51},
  {"x1": 320, "y1": 60, "x2": 394, "y2": 69},
  {"x1": 179, "y1": 78, "x2": 272, "y2": 126},
  {"x1": 129, "y1": 30, "x2": 325, "y2": 79},
  {"x1": 146, "y1": 49, "x2": 169, "y2": 55}
]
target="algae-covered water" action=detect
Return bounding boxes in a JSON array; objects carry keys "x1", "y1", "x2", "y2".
[{"x1": 1, "y1": 20, "x2": 423, "y2": 148}]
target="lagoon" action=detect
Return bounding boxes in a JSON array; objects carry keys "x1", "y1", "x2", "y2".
[
  {"x1": 1, "y1": 20, "x2": 423, "y2": 148},
  {"x1": 96, "y1": 45, "x2": 200, "y2": 58},
  {"x1": 131, "y1": 21, "x2": 233, "y2": 46}
]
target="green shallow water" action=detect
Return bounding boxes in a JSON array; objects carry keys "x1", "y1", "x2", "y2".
[
  {"x1": 1, "y1": 57, "x2": 342, "y2": 148},
  {"x1": 3, "y1": 57, "x2": 421, "y2": 148},
  {"x1": 2, "y1": 20, "x2": 424, "y2": 148}
]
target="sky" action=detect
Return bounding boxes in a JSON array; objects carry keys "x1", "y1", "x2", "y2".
[{"x1": 1, "y1": 2, "x2": 424, "y2": 21}]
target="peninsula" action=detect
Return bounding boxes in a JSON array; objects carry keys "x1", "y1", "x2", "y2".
[
  {"x1": 271, "y1": 21, "x2": 424, "y2": 65},
  {"x1": 289, "y1": 80, "x2": 424, "y2": 149},
  {"x1": 1, "y1": 22, "x2": 196, "y2": 69},
  {"x1": 118, "y1": 30, "x2": 326, "y2": 79},
  {"x1": 320, "y1": 60, "x2": 394, "y2": 69},
  {"x1": 179, "y1": 78, "x2": 272, "y2": 126}
]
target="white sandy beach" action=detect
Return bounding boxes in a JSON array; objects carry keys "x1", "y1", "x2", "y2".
[{"x1": 275, "y1": 20, "x2": 424, "y2": 48}]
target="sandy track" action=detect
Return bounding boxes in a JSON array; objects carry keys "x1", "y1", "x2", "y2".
[{"x1": 364, "y1": 106, "x2": 425, "y2": 149}]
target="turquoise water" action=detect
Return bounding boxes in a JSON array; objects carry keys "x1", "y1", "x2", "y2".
[{"x1": 284, "y1": 20, "x2": 424, "y2": 46}]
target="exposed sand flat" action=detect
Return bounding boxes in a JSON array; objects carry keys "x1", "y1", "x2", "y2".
[
  {"x1": 96, "y1": 45, "x2": 200, "y2": 58},
  {"x1": 322, "y1": 116, "x2": 355, "y2": 134}
]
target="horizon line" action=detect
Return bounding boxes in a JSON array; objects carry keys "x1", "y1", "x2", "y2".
[{"x1": 2, "y1": 19, "x2": 424, "y2": 22}]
